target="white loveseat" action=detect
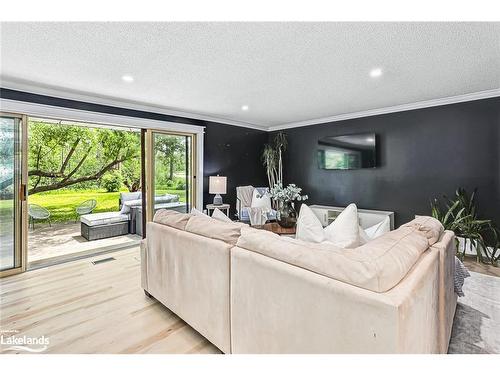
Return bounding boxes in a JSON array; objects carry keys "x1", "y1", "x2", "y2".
[{"x1": 141, "y1": 210, "x2": 456, "y2": 354}]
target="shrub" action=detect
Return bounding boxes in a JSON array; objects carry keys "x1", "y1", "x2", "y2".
[
  {"x1": 165, "y1": 179, "x2": 175, "y2": 188},
  {"x1": 175, "y1": 180, "x2": 186, "y2": 190},
  {"x1": 101, "y1": 171, "x2": 123, "y2": 192}
]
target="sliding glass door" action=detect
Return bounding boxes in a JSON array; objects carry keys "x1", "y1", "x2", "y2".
[
  {"x1": 144, "y1": 130, "x2": 196, "y2": 229},
  {"x1": 0, "y1": 113, "x2": 27, "y2": 277}
]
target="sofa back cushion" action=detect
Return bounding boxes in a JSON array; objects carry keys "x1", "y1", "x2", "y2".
[
  {"x1": 401, "y1": 216, "x2": 444, "y2": 246},
  {"x1": 153, "y1": 209, "x2": 192, "y2": 231},
  {"x1": 185, "y1": 215, "x2": 246, "y2": 245},
  {"x1": 236, "y1": 220, "x2": 437, "y2": 293}
]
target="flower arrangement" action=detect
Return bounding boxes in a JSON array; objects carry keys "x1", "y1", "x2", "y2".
[{"x1": 268, "y1": 182, "x2": 308, "y2": 204}]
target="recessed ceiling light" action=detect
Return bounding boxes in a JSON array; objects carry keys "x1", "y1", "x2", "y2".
[
  {"x1": 241, "y1": 105, "x2": 249, "y2": 111},
  {"x1": 121, "y1": 74, "x2": 134, "y2": 83},
  {"x1": 369, "y1": 68, "x2": 383, "y2": 78}
]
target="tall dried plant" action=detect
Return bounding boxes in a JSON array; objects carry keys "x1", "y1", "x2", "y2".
[{"x1": 262, "y1": 132, "x2": 287, "y2": 208}]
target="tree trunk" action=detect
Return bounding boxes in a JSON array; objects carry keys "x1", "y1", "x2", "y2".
[{"x1": 169, "y1": 156, "x2": 174, "y2": 181}]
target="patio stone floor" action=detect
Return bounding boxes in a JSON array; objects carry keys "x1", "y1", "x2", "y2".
[{"x1": 28, "y1": 221, "x2": 141, "y2": 267}]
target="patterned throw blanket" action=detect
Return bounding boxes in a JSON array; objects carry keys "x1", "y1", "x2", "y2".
[{"x1": 455, "y1": 256, "x2": 470, "y2": 297}]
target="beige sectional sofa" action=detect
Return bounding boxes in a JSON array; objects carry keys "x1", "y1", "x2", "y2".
[{"x1": 141, "y1": 210, "x2": 457, "y2": 354}]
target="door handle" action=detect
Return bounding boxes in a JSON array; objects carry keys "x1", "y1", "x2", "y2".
[{"x1": 19, "y1": 184, "x2": 27, "y2": 201}]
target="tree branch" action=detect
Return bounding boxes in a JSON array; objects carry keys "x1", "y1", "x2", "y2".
[
  {"x1": 29, "y1": 170, "x2": 65, "y2": 178},
  {"x1": 62, "y1": 147, "x2": 91, "y2": 182},
  {"x1": 28, "y1": 157, "x2": 127, "y2": 195},
  {"x1": 60, "y1": 138, "x2": 80, "y2": 173}
]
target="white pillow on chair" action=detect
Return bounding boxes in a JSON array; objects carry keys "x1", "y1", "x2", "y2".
[
  {"x1": 250, "y1": 189, "x2": 272, "y2": 211},
  {"x1": 296, "y1": 203, "x2": 360, "y2": 248}
]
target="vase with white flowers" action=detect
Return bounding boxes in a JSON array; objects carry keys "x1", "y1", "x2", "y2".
[{"x1": 269, "y1": 182, "x2": 308, "y2": 228}]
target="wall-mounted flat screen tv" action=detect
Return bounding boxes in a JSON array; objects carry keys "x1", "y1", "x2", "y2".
[{"x1": 317, "y1": 133, "x2": 376, "y2": 170}]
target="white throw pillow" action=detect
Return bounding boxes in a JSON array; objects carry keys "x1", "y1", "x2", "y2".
[
  {"x1": 365, "y1": 216, "x2": 391, "y2": 239},
  {"x1": 324, "y1": 203, "x2": 360, "y2": 248},
  {"x1": 296, "y1": 203, "x2": 360, "y2": 248},
  {"x1": 296, "y1": 204, "x2": 326, "y2": 243},
  {"x1": 211, "y1": 207, "x2": 232, "y2": 223},
  {"x1": 358, "y1": 225, "x2": 371, "y2": 245},
  {"x1": 250, "y1": 189, "x2": 272, "y2": 211},
  {"x1": 191, "y1": 207, "x2": 210, "y2": 218}
]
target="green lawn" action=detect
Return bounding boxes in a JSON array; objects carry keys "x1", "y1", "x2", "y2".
[{"x1": 26, "y1": 188, "x2": 186, "y2": 223}]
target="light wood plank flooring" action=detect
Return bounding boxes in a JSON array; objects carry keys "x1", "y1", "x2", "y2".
[
  {"x1": 0, "y1": 247, "x2": 221, "y2": 354},
  {"x1": 463, "y1": 256, "x2": 500, "y2": 278}
]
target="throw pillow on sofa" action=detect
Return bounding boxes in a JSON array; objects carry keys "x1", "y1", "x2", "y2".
[
  {"x1": 296, "y1": 203, "x2": 360, "y2": 248},
  {"x1": 211, "y1": 207, "x2": 233, "y2": 223},
  {"x1": 358, "y1": 216, "x2": 391, "y2": 245},
  {"x1": 295, "y1": 203, "x2": 326, "y2": 242},
  {"x1": 191, "y1": 207, "x2": 211, "y2": 218},
  {"x1": 324, "y1": 203, "x2": 360, "y2": 248}
]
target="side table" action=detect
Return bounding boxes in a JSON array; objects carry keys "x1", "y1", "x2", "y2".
[{"x1": 206, "y1": 203, "x2": 230, "y2": 217}]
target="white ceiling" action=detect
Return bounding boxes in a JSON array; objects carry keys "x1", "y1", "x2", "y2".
[{"x1": 1, "y1": 22, "x2": 499, "y2": 129}]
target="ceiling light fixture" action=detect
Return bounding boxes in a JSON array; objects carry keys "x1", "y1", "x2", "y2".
[
  {"x1": 121, "y1": 74, "x2": 134, "y2": 83},
  {"x1": 241, "y1": 105, "x2": 249, "y2": 111},
  {"x1": 369, "y1": 68, "x2": 383, "y2": 78}
]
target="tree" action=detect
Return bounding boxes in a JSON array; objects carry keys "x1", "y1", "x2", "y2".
[
  {"x1": 28, "y1": 121, "x2": 140, "y2": 195},
  {"x1": 121, "y1": 157, "x2": 141, "y2": 192},
  {"x1": 154, "y1": 136, "x2": 185, "y2": 181},
  {"x1": 0, "y1": 120, "x2": 15, "y2": 196}
]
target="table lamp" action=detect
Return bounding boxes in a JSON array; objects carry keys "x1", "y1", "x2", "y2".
[{"x1": 209, "y1": 175, "x2": 227, "y2": 205}]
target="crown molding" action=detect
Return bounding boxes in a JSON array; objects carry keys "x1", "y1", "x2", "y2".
[
  {"x1": 2, "y1": 77, "x2": 499, "y2": 133},
  {"x1": 0, "y1": 77, "x2": 268, "y2": 131},
  {"x1": 269, "y1": 88, "x2": 500, "y2": 131}
]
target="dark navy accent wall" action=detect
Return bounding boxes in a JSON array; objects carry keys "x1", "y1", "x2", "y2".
[
  {"x1": 275, "y1": 97, "x2": 500, "y2": 228},
  {"x1": 0, "y1": 88, "x2": 268, "y2": 216}
]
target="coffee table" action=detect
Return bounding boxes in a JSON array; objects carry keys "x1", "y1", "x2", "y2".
[{"x1": 253, "y1": 222, "x2": 296, "y2": 237}]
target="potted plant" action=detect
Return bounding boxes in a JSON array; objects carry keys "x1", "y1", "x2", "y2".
[
  {"x1": 269, "y1": 182, "x2": 308, "y2": 228},
  {"x1": 262, "y1": 132, "x2": 287, "y2": 208},
  {"x1": 430, "y1": 188, "x2": 499, "y2": 265}
]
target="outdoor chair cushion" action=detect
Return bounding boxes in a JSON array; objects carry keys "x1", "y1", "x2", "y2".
[
  {"x1": 80, "y1": 212, "x2": 129, "y2": 227},
  {"x1": 120, "y1": 192, "x2": 142, "y2": 203},
  {"x1": 120, "y1": 193, "x2": 180, "y2": 214}
]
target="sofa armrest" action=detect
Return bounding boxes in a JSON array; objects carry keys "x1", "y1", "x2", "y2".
[{"x1": 430, "y1": 230, "x2": 457, "y2": 353}]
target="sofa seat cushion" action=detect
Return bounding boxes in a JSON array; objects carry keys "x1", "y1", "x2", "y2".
[
  {"x1": 153, "y1": 209, "x2": 192, "y2": 231},
  {"x1": 80, "y1": 212, "x2": 129, "y2": 227},
  {"x1": 236, "y1": 221, "x2": 432, "y2": 293}
]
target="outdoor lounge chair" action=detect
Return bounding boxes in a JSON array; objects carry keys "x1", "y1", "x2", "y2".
[
  {"x1": 75, "y1": 199, "x2": 97, "y2": 222},
  {"x1": 28, "y1": 203, "x2": 51, "y2": 229}
]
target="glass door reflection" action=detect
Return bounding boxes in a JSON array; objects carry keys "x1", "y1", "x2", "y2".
[{"x1": 0, "y1": 114, "x2": 26, "y2": 276}]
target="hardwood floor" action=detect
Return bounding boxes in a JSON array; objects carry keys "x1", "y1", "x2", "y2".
[
  {"x1": 463, "y1": 256, "x2": 500, "y2": 278},
  {"x1": 0, "y1": 247, "x2": 221, "y2": 354}
]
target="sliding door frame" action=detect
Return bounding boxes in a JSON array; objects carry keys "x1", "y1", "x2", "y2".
[
  {"x1": 0, "y1": 99, "x2": 205, "y2": 270},
  {"x1": 0, "y1": 112, "x2": 28, "y2": 278},
  {"x1": 144, "y1": 130, "x2": 198, "y2": 226}
]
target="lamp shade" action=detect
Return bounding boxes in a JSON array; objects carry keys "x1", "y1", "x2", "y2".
[{"x1": 209, "y1": 176, "x2": 227, "y2": 195}]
